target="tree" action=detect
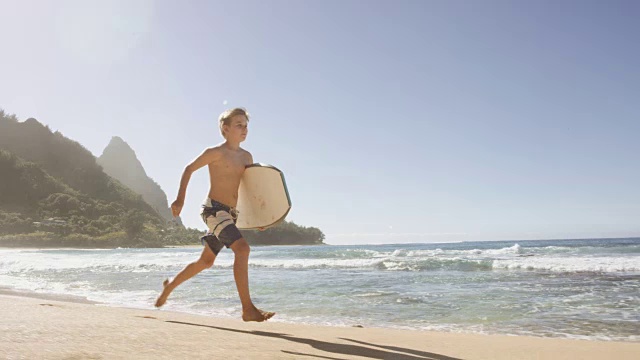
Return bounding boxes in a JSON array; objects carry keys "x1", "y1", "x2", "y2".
[{"x1": 122, "y1": 210, "x2": 145, "y2": 239}]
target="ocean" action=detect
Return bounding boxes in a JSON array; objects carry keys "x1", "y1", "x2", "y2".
[{"x1": 1, "y1": 238, "x2": 639, "y2": 341}]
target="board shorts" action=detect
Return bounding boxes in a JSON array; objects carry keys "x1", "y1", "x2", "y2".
[{"x1": 199, "y1": 198, "x2": 242, "y2": 255}]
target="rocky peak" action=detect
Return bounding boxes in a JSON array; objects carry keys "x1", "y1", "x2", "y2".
[{"x1": 98, "y1": 136, "x2": 180, "y2": 225}]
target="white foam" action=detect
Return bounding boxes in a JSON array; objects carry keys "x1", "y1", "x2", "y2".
[
  {"x1": 248, "y1": 257, "x2": 386, "y2": 269},
  {"x1": 0, "y1": 249, "x2": 198, "y2": 273},
  {"x1": 398, "y1": 244, "x2": 522, "y2": 258},
  {"x1": 391, "y1": 249, "x2": 408, "y2": 257},
  {"x1": 493, "y1": 256, "x2": 640, "y2": 273}
]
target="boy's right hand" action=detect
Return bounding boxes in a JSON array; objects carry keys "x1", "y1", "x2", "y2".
[{"x1": 170, "y1": 199, "x2": 184, "y2": 217}]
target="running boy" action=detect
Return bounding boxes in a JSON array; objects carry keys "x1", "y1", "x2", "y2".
[{"x1": 155, "y1": 108, "x2": 274, "y2": 322}]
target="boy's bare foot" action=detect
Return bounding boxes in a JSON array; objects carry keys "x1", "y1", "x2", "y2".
[
  {"x1": 154, "y1": 279, "x2": 170, "y2": 308},
  {"x1": 242, "y1": 306, "x2": 275, "y2": 322}
]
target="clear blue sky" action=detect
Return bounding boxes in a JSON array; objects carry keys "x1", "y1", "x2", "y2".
[{"x1": 1, "y1": 0, "x2": 639, "y2": 244}]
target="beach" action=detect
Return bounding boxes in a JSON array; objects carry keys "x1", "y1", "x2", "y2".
[
  {"x1": 1, "y1": 239, "x2": 639, "y2": 358},
  {"x1": 1, "y1": 292, "x2": 638, "y2": 360},
  {"x1": 2, "y1": 240, "x2": 639, "y2": 341}
]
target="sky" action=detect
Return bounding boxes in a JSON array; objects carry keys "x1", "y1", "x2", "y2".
[{"x1": 1, "y1": 0, "x2": 639, "y2": 244}]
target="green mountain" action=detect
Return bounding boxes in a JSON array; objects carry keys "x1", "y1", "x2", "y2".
[
  {"x1": 0, "y1": 109, "x2": 325, "y2": 247},
  {"x1": 0, "y1": 110, "x2": 176, "y2": 247}
]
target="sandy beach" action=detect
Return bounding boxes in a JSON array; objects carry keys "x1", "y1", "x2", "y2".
[{"x1": 0, "y1": 293, "x2": 638, "y2": 360}]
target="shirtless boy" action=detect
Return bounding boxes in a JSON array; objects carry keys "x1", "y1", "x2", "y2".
[{"x1": 155, "y1": 108, "x2": 274, "y2": 322}]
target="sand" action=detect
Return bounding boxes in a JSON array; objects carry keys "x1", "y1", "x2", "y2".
[{"x1": 0, "y1": 293, "x2": 638, "y2": 360}]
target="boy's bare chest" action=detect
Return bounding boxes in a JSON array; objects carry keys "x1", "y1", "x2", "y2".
[{"x1": 210, "y1": 155, "x2": 247, "y2": 177}]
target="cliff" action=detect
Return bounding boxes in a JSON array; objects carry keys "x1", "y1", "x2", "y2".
[{"x1": 97, "y1": 136, "x2": 180, "y2": 225}]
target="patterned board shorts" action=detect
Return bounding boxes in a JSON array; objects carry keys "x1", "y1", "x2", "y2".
[{"x1": 199, "y1": 198, "x2": 243, "y2": 255}]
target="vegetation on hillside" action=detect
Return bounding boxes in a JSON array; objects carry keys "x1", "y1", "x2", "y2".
[{"x1": 243, "y1": 221, "x2": 325, "y2": 245}]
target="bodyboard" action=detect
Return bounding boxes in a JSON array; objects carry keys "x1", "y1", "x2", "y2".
[{"x1": 235, "y1": 163, "x2": 291, "y2": 230}]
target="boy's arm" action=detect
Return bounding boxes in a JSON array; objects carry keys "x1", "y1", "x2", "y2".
[{"x1": 171, "y1": 148, "x2": 220, "y2": 217}]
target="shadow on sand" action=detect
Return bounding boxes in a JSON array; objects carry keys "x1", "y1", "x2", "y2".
[{"x1": 165, "y1": 320, "x2": 462, "y2": 360}]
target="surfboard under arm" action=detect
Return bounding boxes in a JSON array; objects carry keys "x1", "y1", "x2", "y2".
[{"x1": 235, "y1": 163, "x2": 291, "y2": 230}]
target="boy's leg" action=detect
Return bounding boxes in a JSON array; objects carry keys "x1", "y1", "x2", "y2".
[
  {"x1": 229, "y1": 238, "x2": 275, "y2": 321},
  {"x1": 155, "y1": 245, "x2": 217, "y2": 307}
]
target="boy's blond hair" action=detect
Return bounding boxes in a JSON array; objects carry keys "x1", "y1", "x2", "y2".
[{"x1": 218, "y1": 108, "x2": 250, "y2": 138}]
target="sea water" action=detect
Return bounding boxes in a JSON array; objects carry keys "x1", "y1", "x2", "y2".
[{"x1": 1, "y1": 238, "x2": 639, "y2": 341}]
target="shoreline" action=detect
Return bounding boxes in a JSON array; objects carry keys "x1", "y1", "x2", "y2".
[
  {"x1": 2, "y1": 287, "x2": 637, "y2": 343},
  {"x1": 2, "y1": 242, "x2": 638, "y2": 349},
  {"x1": 0, "y1": 287, "x2": 98, "y2": 305},
  {"x1": 1, "y1": 292, "x2": 639, "y2": 359}
]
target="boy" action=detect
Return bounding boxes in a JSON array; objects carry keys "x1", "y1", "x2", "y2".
[{"x1": 155, "y1": 108, "x2": 274, "y2": 322}]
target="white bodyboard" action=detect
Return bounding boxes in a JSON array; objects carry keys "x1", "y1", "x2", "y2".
[{"x1": 235, "y1": 163, "x2": 291, "y2": 230}]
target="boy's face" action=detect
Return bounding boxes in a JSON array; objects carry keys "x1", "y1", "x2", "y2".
[{"x1": 224, "y1": 114, "x2": 248, "y2": 142}]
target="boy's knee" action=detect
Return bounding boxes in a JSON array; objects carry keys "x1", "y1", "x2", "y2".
[
  {"x1": 198, "y1": 257, "x2": 215, "y2": 269},
  {"x1": 232, "y1": 239, "x2": 250, "y2": 257}
]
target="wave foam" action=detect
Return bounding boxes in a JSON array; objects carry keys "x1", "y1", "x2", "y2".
[{"x1": 493, "y1": 256, "x2": 640, "y2": 273}]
